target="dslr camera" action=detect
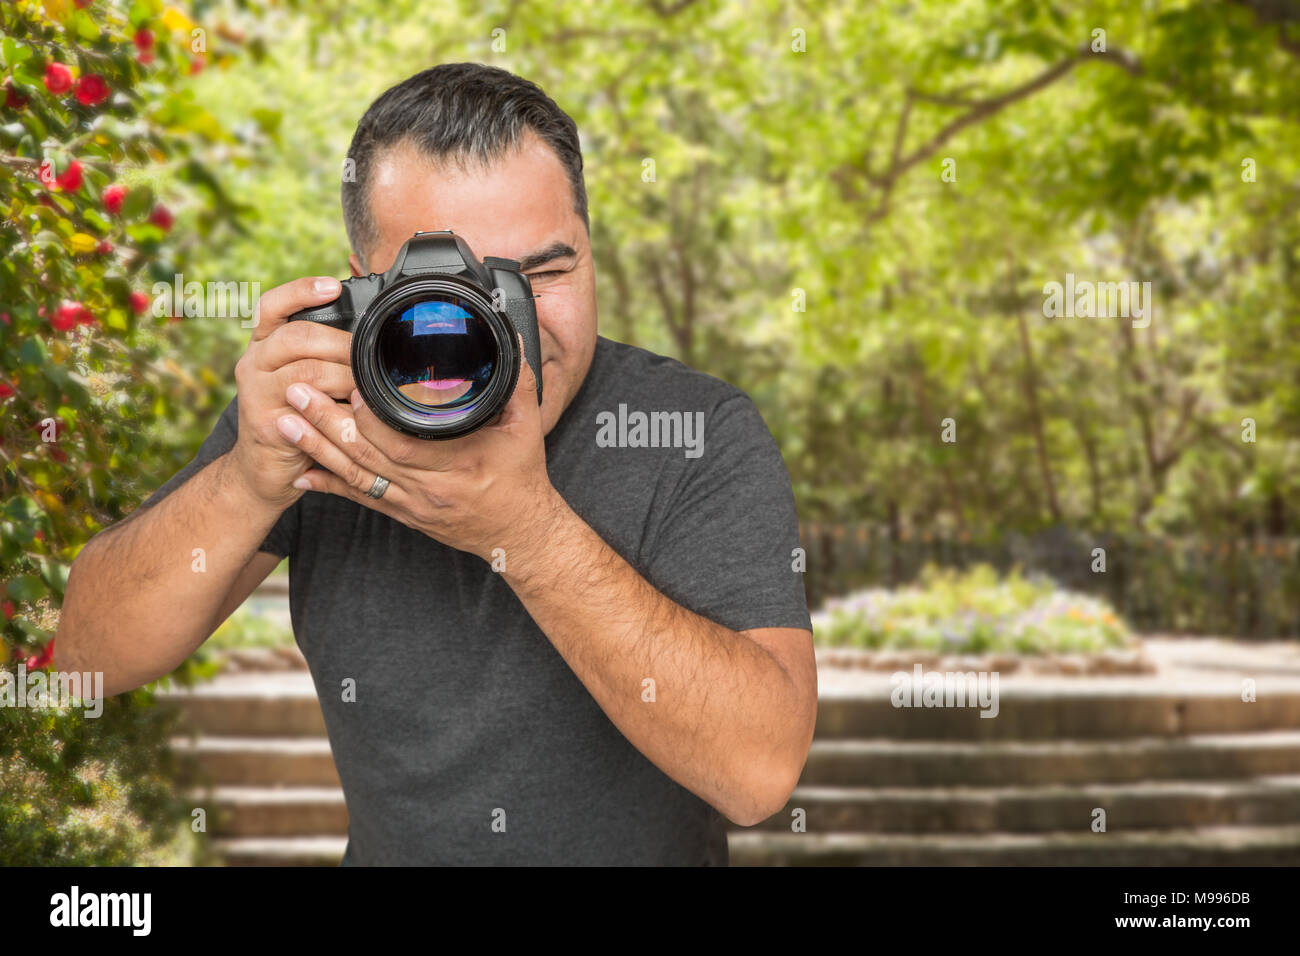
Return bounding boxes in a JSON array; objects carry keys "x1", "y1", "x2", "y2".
[{"x1": 287, "y1": 230, "x2": 541, "y2": 440}]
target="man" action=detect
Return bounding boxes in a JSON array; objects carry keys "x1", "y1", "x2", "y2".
[{"x1": 55, "y1": 63, "x2": 816, "y2": 866}]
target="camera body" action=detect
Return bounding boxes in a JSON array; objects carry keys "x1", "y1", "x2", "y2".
[{"x1": 287, "y1": 230, "x2": 542, "y2": 440}]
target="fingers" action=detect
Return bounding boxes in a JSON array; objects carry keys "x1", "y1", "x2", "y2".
[
  {"x1": 279, "y1": 382, "x2": 403, "y2": 489},
  {"x1": 256, "y1": 319, "x2": 353, "y2": 372},
  {"x1": 273, "y1": 358, "x2": 355, "y2": 402},
  {"x1": 291, "y1": 464, "x2": 408, "y2": 523},
  {"x1": 493, "y1": 333, "x2": 543, "y2": 430},
  {"x1": 249, "y1": 276, "x2": 342, "y2": 343},
  {"x1": 343, "y1": 389, "x2": 465, "y2": 469}
]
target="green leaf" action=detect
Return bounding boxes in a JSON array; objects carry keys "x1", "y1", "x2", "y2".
[
  {"x1": 7, "y1": 575, "x2": 49, "y2": 604},
  {"x1": 2, "y1": 38, "x2": 33, "y2": 68},
  {"x1": 19, "y1": 338, "x2": 48, "y2": 368},
  {"x1": 40, "y1": 559, "x2": 69, "y2": 596},
  {"x1": 121, "y1": 184, "x2": 154, "y2": 220}
]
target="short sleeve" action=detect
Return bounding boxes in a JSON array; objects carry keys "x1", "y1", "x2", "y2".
[
  {"x1": 133, "y1": 395, "x2": 299, "y2": 559},
  {"x1": 637, "y1": 393, "x2": 811, "y2": 633}
]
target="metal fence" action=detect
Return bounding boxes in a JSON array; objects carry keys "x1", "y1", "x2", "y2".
[{"x1": 799, "y1": 523, "x2": 1300, "y2": 640}]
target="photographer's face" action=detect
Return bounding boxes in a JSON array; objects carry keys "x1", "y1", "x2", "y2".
[{"x1": 349, "y1": 134, "x2": 597, "y2": 436}]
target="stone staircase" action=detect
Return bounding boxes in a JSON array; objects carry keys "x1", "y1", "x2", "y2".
[{"x1": 165, "y1": 654, "x2": 1300, "y2": 865}]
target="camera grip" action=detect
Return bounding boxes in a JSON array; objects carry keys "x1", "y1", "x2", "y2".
[
  {"x1": 504, "y1": 294, "x2": 543, "y2": 405},
  {"x1": 285, "y1": 274, "x2": 383, "y2": 329}
]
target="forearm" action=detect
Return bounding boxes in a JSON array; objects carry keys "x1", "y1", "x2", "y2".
[
  {"x1": 501, "y1": 493, "x2": 809, "y2": 826},
  {"x1": 55, "y1": 451, "x2": 284, "y2": 695}
]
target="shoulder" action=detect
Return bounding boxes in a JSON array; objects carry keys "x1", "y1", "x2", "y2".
[
  {"x1": 583, "y1": 337, "x2": 781, "y2": 464},
  {"x1": 590, "y1": 336, "x2": 751, "y2": 415}
]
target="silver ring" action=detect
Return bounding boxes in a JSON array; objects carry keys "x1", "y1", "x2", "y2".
[{"x1": 365, "y1": 474, "x2": 390, "y2": 499}]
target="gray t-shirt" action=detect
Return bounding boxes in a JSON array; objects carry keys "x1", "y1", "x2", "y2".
[{"x1": 139, "y1": 334, "x2": 811, "y2": 865}]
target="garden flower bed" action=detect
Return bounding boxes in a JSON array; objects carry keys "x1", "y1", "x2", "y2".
[{"x1": 813, "y1": 564, "x2": 1155, "y2": 675}]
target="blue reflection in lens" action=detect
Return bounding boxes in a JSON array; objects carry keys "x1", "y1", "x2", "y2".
[{"x1": 378, "y1": 296, "x2": 495, "y2": 412}]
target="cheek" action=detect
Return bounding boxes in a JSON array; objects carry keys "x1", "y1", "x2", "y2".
[{"x1": 533, "y1": 281, "x2": 593, "y2": 355}]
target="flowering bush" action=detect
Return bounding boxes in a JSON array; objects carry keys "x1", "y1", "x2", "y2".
[
  {"x1": 817, "y1": 563, "x2": 1135, "y2": 655},
  {"x1": 0, "y1": 0, "x2": 253, "y2": 865}
]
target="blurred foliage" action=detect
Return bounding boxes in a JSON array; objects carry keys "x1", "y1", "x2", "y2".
[
  {"x1": 4, "y1": 0, "x2": 1297, "y2": 862},
  {"x1": 207, "y1": 605, "x2": 293, "y2": 650},
  {"x1": 0, "y1": 663, "x2": 206, "y2": 865},
  {"x1": 161, "y1": 0, "x2": 1300, "y2": 543},
  {"x1": 0, "y1": 0, "x2": 278, "y2": 866},
  {"x1": 818, "y1": 563, "x2": 1134, "y2": 654}
]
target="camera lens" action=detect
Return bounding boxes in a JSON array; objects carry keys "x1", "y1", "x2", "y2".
[
  {"x1": 350, "y1": 276, "x2": 522, "y2": 440},
  {"x1": 376, "y1": 296, "x2": 496, "y2": 413}
]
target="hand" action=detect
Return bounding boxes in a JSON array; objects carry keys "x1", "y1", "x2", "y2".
[
  {"x1": 275, "y1": 342, "x2": 565, "y2": 563},
  {"x1": 228, "y1": 276, "x2": 356, "y2": 508}
]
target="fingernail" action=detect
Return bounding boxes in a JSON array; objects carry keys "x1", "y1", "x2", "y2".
[
  {"x1": 350, "y1": 389, "x2": 362, "y2": 410},
  {"x1": 286, "y1": 383, "x2": 310, "y2": 410},
  {"x1": 277, "y1": 415, "x2": 303, "y2": 443},
  {"x1": 313, "y1": 277, "x2": 340, "y2": 295},
  {"x1": 293, "y1": 477, "x2": 312, "y2": 491}
]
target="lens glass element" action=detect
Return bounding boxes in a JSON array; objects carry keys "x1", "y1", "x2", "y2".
[{"x1": 377, "y1": 297, "x2": 496, "y2": 411}]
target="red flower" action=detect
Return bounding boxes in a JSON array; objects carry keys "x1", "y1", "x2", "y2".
[
  {"x1": 75, "y1": 74, "x2": 110, "y2": 107},
  {"x1": 55, "y1": 160, "x2": 83, "y2": 193},
  {"x1": 43, "y1": 62, "x2": 73, "y2": 95},
  {"x1": 0, "y1": 381, "x2": 14, "y2": 399},
  {"x1": 33, "y1": 418, "x2": 66, "y2": 440},
  {"x1": 103, "y1": 183, "x2": 127, "y2": 214},
  {"x1": 51, "y1": 302, "x2": 83, "y2": 331},
  {"x1": 25, "y1": 639, "x2": 55, "y2": 670},
  {"x1": 138, "y1": 52, "x2": 155, "y2": 65},
  {"x1": 189, "y1": 56, "x2": 206, "y2": 75},
  {"x1": 134, "y1": 28, "x2": 155, "y2": 52},
  {"x1": 77, "y1": 305, "x2": 96, "y2": 326},
  {"x1": 3, "y1": 78, "x2": 28, "y2": 110},
  {"x1": 0, "y1": 312, "x2": 10, "y2": 325},
  {"x1": 148, "y1": 204, "x2": 174, "y2": 231},
  {"x1": 96, "y1": 239, "x2": 114, "y2": 255},
  {"x1": 1, "y1": 601, "x2": 14, "y2": 620},
  {"x1": 129, "y1": 291, "x2": 150, "y2": 314}
]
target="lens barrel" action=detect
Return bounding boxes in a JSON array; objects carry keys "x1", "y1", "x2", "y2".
[{"x1": 351, "y1": 275, "x2": 521, "y2": 440}]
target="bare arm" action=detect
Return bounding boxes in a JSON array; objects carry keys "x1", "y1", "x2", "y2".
[
  {"x1": 503, "y1": 493, "x2": 818, "y2": 828},
  {"x1": 53, "y1": 274, "x2": 357, "y2": 697},
  {"x1": 54, "y1": 453, "x2": 284, "y2": 696}
]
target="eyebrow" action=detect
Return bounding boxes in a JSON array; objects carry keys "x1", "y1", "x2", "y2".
[{"x1": 515, "y1": 241, "x2": 577, "y2": 271}]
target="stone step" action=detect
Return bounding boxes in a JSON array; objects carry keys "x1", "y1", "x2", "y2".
[
  {"x1": 214, "y1": 825, "x2": 1300, "y2": 866},
  {"x1": 193, "y1": 786, "x2": 348, "y2": 838},
  {"x1": 815, "y1": 688, "x2": 1300, "y2": 739},
  {"x1": 750, "y1": 775, "x2": 1300, "y2": 833},
  {"x1": 172, "y1": 736, "x2": 340, "y2": 787},
  {"x1": 194, "y1": 774, "x2": 1300, "y2": 842},
  {"x1": 165, "y1": 681, "x2": 1300, "y2": 738},
  {"x1": 727, "y1": 824, "x2": 1300, "y2": 866},
  {"x1": 171, "y1": 729, "x2": 1300, "y2": 791},
  {"x1": 212, "y1": 836, "x2": 346, "y2": 867},
  {"x1": 164, "y1": 675, "x2": 1300, "y2": 740},
  {"x1": 802, "y1": 731, "x2": 1300, "y2": 786},
  {"x1": 161, "y1": 673, "x2": 325, "y2": 737}
]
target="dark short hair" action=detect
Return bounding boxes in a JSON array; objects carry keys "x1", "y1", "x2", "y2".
[{"x1": 342, "y1": 62, "x2": 589, "y2": 268}]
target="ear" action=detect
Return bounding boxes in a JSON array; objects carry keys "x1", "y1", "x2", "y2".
[{"x1": 348, "y1": 252, "x2": 366, "y2": 278}]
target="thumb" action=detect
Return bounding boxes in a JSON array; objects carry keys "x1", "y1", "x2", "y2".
[{"x1": 495, "y1": 333, "x2": 542, "y2": 428}]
